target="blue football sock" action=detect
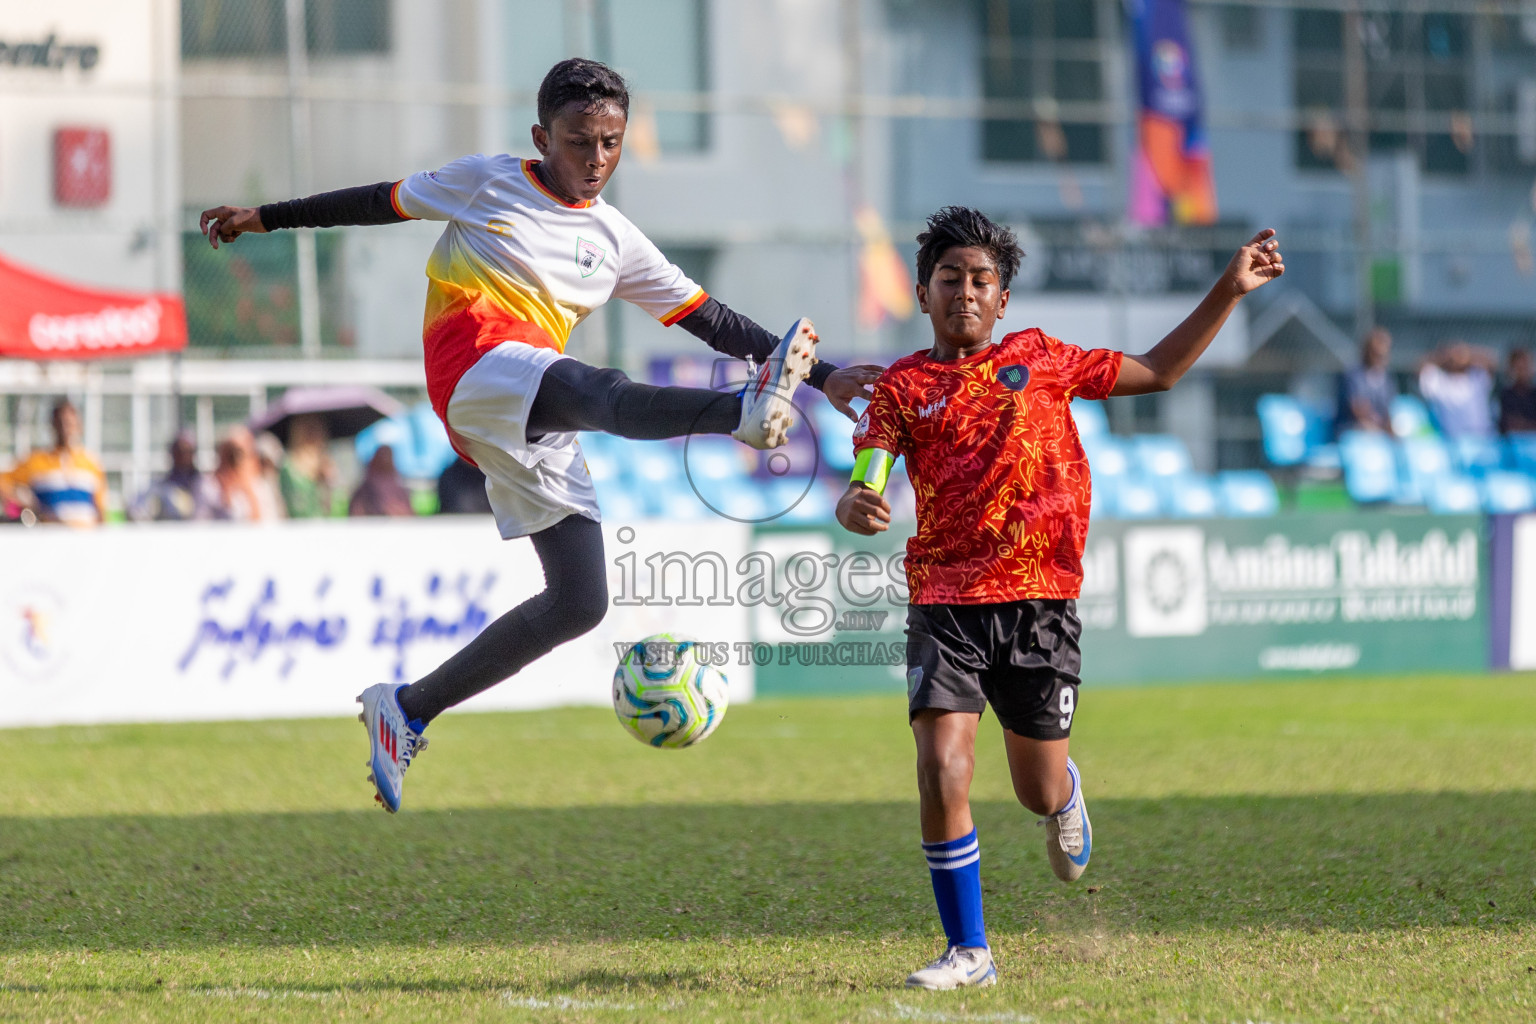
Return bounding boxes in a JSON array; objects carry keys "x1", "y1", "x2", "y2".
[{"x1": 922, "y1": 828, "x2": 987, "y2": 949}]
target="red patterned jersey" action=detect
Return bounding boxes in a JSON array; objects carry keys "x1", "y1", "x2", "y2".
[{"x1": 853, "y1": 329, "x2": 1122, "y2": 604}]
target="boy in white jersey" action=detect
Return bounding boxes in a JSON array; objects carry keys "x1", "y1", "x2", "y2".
[{"x1": 200, "y1": 59, "x2": 881, "y2": 812}]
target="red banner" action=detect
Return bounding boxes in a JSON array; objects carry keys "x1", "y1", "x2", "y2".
[{"x1": 0, "y1": 253, "x2": 187, "y2": 360}]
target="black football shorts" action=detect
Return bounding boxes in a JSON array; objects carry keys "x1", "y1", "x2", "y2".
[{"x1": 904, "y1": 598, "x2": 1082, "y2": 740}]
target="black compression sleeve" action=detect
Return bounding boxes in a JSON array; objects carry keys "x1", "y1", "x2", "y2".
[
  {"x1": 677, "y1": 297, "x2": 837, "y2": 391},
  {"x1": 258, "y1": 181, "x2": 407, "y2": 230}
]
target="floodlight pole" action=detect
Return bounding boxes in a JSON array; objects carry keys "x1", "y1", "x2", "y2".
[
  {"x1": 1344, "y1": 4, "x2": 1374, "y2": 341},
  {"x1": 286, "y1": 0, "x2": 323, "y2": 359}
]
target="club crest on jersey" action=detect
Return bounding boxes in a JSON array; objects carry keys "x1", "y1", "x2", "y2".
[
  {"x1": 998, "y1": 364, "x2": 1030, "y2": 391},
  {"x1": 575, "y1": 237, "x2": 607, "y2": 278}
]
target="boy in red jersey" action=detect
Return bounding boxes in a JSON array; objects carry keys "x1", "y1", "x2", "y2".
[{"x1": 836, "y1": 207, "x2": 1284, "y2": 989}]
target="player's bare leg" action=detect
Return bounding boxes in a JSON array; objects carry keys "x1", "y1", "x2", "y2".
[
  {"x1": 913, "y1": 709, "x2": 981, "y2": 842},
  {"x1": 906, "y1": 710, "x2": 996, "y2": 990},
  {"x1": 1004, "y1": 731, "x2": 1091, "y2": 883}
]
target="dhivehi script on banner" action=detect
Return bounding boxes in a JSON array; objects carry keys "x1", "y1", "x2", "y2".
[{"x1": 0, "y1": 518, "x2": 752, "y2": 726}]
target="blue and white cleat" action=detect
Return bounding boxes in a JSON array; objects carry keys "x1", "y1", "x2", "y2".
[
  {"x1": 1040, "y1": 756, "x2": 1092, "y2": 882},
  {"x1": 356, "y1": 683, "x2": 427, "y2": 814},
  {"x1": 732, "y1": 317, "x2": 817, "y2": 450},
  {"x1": 904, "y1": 946, "x2": 997, "y2": 990}
]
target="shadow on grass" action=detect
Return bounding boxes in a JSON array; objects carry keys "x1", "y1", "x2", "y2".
[{"x1": 2, "y1": 793, "x2": 1531, "y2": 954}]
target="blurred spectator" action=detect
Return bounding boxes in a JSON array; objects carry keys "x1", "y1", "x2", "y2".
[
  {"x1": 0, "y1": 399, "x2": 107, "y2": 526},
  {"x1": 1336, "y1": 327, "x2": 1395, "y2": 434},
  {"x1": 1498, "y1": 348, "x2": 1536, "y2": 434},
  {"x1": 130, "y1": 430, "x2": 213, "y2": 521},
  {"x1": 436, "y1": 456, "x2": 493, "y2": 515},
  {"x1": 279, "y1": 413, "x2": 336, "y2": 518},
  {"x1": 252, "y1": 431, "x2": 288, "y2": 521},
  {"x1": 1418, "y1": 342, "x2": 1496, "y2": 440},
  {"x1": 349, "y1": 445, "x2": 415, "y2": 517},
  {"x1": 208, "y1": 431, "x2": 262, "y2": 521}
]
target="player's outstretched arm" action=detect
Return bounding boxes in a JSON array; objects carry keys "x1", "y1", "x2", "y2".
[
  {"x1": 1111, "y1": 228, "x2": 1284, "y2": 397},
  {"x1": 675, "y1": 298, "x2": 883, "y2": 407},
  {"x1": 199, "y1": 181, "x2": 410, "y2": 249},
  {"x1": 836, "y1": 482, "x2": 891, "y2": 536}
]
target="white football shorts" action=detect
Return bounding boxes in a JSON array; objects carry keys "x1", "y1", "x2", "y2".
[{"x1": 445, "y1": 341, "x2": 601, "y2": 539}]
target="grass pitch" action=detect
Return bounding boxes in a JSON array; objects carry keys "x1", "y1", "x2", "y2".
[{"x1": 2, "y1": 675, "x2": 1534, "y2": 1023}]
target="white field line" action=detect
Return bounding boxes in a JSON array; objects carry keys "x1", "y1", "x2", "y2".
[
  {"x1": 191, "y1": 987, "x2": 340, "y2": 1001},
  {"x1": 501, "y1": 993, "x2": 641, "y2": 1012},
  {"x1": 885, "y1": 1002, "x2": 1036, "y2": 1023}
]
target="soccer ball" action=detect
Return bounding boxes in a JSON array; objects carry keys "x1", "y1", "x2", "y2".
[{"x1": 612, "y1": 632, "x2": 729, "y2": 748}]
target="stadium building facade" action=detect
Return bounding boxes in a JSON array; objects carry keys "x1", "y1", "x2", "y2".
[{"x1": 1, "y1": 0, "x2": 1534, "y2": 500}]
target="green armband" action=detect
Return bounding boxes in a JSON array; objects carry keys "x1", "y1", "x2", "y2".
[{"x1": 851, "y1": 448, "x2": 893, "y2": 494}]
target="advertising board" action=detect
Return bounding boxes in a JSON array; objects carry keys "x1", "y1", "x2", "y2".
[
  {"x1": 747, "y1": 513, "x2": 1488, "y2": 696},
  {"x1": 0, "y1": 518, "x2": 752, "y2": 726}
]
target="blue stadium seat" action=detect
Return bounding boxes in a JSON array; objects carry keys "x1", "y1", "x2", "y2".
[
  {"x1": 1339, "y1": 430, "x2": 1398, "y2": 503},
  {"x1": 711, "y1": 486, "x2": 771, "y2": 522},
  {"x1": 577, "y1": 433, "x2": 626, "y2": 487},
  {"x1": 1088, "y1": 474, "x2": 1118, "y2": 519},
  {"x1": 772, "y1": 478, "x2": 835, "y2": 524},
  {"x1": 1113, "y1": 478, "x2": 1161, "y2": 518},
  {"x1": 1451, "y1": 436, "x2": 1503, "y2": 478},
  {"x1": 628, "y1": 442, "x2": 684, "y2": 488},
  {"x1": 1425, "y1": 474, "x2": 1482, "y2": 514},
  {"x1": 1506, "y1": 432, "x2": 1536, "y2": 475},
  {"x1": 1399, "y1": 436, "x2": 1453, "y2": 488},
  {"x1": 1071, "y1": 401, "x2": 1110, "y2": 441},
  {"x1": 1218, "y1": 470, "x2": 1281, "y2": 517},
  {"x1": 1390, "y1": 395, "x2": 1435, "y2": 438},
  {"x1": 1304, "y1": 443, "x2": 1342, "y2": 472},
  {"x1": 1083, "y1": 436, "x2": 1131, "y2": 482},
  {"x1": 1481, "y1": 471, "x2": 1536, "y2": 514},
  {"x1": 812, "y1": 399, "x2": 858, "y2": 472},
  {"x1": 590, "y1": 479, "x2": 645, "y2": 521},
  {"x1": 1256, "y1": 394, "x2": 1309, "y2": 466},
  {"x1": 685, "y1": 436, "x2": 750, "y2": 484},
  {"x1": 1161, "y1": 474, "x2": 1219, "y2": 518},
  {"x1": 651, "y1": 488, "x2": 710, "y2": 521},
  {"x1": 1132, "y1": 434, "x2": 1194, "y2": 479}
]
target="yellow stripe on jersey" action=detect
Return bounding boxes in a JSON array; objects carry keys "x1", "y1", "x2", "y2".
[
  {"x1": 389, "y1": 180, "x2": 415, "y2": 220},
  {"x1": 423, "y1": 238, "x2": 577, "y2": 350},
  {"x1": 659, "y1": 288, "x2": 707, "y2": 327}
]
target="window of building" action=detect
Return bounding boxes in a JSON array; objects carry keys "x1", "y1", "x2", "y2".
[
  {"x1": 979, "y1": 0, "x2": 1109, "y2": 165},
  {"x1": 1293, "y1": 9, "x2": 1472, "y2": 175},
  {"x1": 499, "y1": 0, "x2": 710, "y2": 156},
  {"x1": 1219, "y1": 5, "x2": 1263, "y2": 52},
  {"x1": 181, "y1": 0, "x2": 390, "y2": 58},
  {"x1": 605, "y1": 0, "x2": 710, "y2": 153}
]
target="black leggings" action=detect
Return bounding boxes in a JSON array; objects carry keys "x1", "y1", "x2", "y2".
[
  {"x1": 526, "y1": 357, "x2": 740, "y2": 440},
  {"x1": 397, "y1": 513, "x2": 607, "y2": 724},
  {"x1": 398, "y1": 361, "x2": 741, "y2": 724}
]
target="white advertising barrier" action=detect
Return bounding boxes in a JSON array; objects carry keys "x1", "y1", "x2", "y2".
[
  {"x1": 1506, "y1": 514, "x2": 1536, "y2": 670},
  {"x1": 0, "y1": 518, "x2": 753, "y2": 727}
]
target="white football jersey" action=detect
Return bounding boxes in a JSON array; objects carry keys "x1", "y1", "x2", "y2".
[{"x1": 390, "y1": 154, "x2": 706, "y2": 418}]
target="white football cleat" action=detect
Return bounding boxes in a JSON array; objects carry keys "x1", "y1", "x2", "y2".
[
  {"x1": 356, "y1": 683, "x2": 428, "y2": 814},
  {"x1": 904, "y1": 945, "x2": 997, "y2": 990},
  {"x1": 731, "y1": 317, "x2": 817, "y2": 450},
  {"x1": 1039, "y1": 756, "x2": 1092, "y2": 882}
]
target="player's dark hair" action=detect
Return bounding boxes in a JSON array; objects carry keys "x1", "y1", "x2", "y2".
[
  {"x1": 537, "y1": 58, "x2": 630, "y2": 127},
  {"x1": 914, "y1": 206, "x2": 1024, "y2": 291}
]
